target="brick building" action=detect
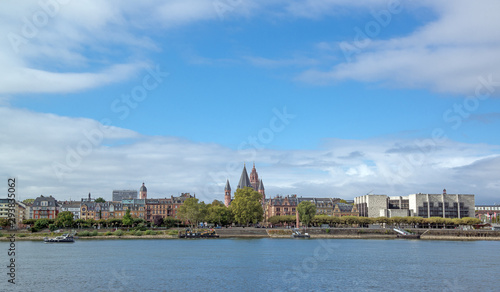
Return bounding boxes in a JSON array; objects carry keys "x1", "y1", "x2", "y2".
[{"x1": 32, "y1": 195, "x2": 59, "y2": 219}]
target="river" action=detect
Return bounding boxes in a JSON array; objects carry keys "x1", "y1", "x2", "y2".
[{"x1": 1, "y1": 238, "x2": 499, "y2": 291}]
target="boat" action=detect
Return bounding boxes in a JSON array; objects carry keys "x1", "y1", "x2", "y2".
[
  {"x1": 291, "y1": 229, "x2": 310, "y2": 238},
  {"x1": 44, "y1": 233, "x2": 75, "y2": 243},
  {"x1": 393, "y1": 227, "x2": 420, "y2": 239},
  {"x1": 179, "y1": 229, "x2": 219, "y2": 239}
]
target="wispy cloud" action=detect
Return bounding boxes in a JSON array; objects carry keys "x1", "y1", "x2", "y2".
[{"x1": 296, "y1": 1, "x2": 500, "y2": 96}]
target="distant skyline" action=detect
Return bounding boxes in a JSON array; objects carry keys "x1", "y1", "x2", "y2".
[{"x1": 1, "y1": 1, "x2": 500, "y2": 204}]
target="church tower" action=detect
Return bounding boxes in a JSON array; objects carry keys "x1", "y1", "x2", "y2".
[
  {"x1": 249, "y1": 163, "x2": 260, "y2": 191},
  {"x1": 224, "y1": 179, "x2": 231, "y2": 207},
  {"x1": 258, "y1": 179, "x2": 265, "y2": 202},
  {"x1": 237, "y1": 163, "x2": 253, "y2": 189},
  {"x1": 139, "y1": 182, "x2": 147, "y2": 199}
]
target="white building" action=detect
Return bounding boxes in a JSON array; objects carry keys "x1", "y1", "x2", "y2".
[
  {"x1": 59, "y1": 201, "x2": 81, "y2": 219},
  {"x1": 355, "y1": 189, "x2": 475, "y2": 218}
]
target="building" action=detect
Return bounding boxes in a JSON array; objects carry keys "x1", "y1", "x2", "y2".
[
  {"x1": 355, "y1": 189, "x2": 475, "y2": 218},
  {"x1": 264, "y1": 195, "x2": 347, "y2": 222},
  {"x1": 112, "y1": 190, "x2": 138, "y2": 201},
  {"x1": 145, "y1": 193, "x2": 194, "y2": 222},
  {"x1": 224, "y1": 180, "x2": 231, "y2": 207},
  {"x1": 122, "y1": 199, "x2": 146, "y2": 219},
  {"x1": 139, "y1": 183, "x2": 147, "y2": 199},
  {"x1": 59, "y1": 201, "x2": 81, "y2": 219},
  {"x1": 32, "y1": 195, "x2": 59, "y2": 219},
  {"x1": 15, "y1": 201, "x2": 28, "y2": 228},
  {"x1": 0, "y1": 198, "x2": 10, "y2": 220},
  {"x1": 354, "y1": 194, "x2": 389, "y2": 217},
  {"x1": 475, "y1": 204, "x2": 500, "y2": 222},
  {"x1": 333, "y1": 203, "x2": 359, "y2": 217},
  {"x1": 225, "y1": 163, "x2": 266, "y2": 206}
]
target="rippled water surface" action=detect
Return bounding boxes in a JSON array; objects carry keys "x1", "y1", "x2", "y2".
[{"x1": 1, "y1": 238, "x2": 499, "y2": 291}]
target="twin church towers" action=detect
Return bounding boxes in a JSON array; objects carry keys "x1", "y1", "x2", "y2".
[{"x1": 224, "y1": 163, "x2": 265, "y2": 207}]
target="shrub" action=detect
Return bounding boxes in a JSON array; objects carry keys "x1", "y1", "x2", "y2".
[
  {"x1": 49, "y1": 224, "x2": 57, "y2": 232},
  {"x1": 79, "y1": 231, "x2": 90, "y2": 237},
  {"x1": 168, "y1": 230, "x2": 179, "y2": 236},
  {"x1": 18, "y1": 233, "x2": 26, "y2": 238},
  {"x1": 0, "y1": 232, "x2": 3, "y2": 237},
  {"x1": 91, "y1": 230, "x2": 98, "y2": 236},
  {"x1": 325, "y1": 228, "x2": 330, "y2": 233},
  {"x1": 267, "y1": 230, "x2": 292, "y2": 236},
  {"x1": 105, "y1": 231, "x2": 112, "y2": 236},
  {"x1": 134, "y1": 231, "x2": 143, "y2": 236},
  {"x1": 114, "y1": 230, "x2": 124, "y2": 236},
  {"x1": 144, "y1": 230, "x2": 152, "y2": 235}
]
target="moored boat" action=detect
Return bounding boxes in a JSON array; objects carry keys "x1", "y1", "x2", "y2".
[
  {"x1": 393, "y1": 227, "x2": 420, "y2": 239},
  {"x1": 291, "y1": 229, "x2": 310, "y2": 238},
  {"x1": 44, "y1": 233, "x2": 75, "y2": 243}
]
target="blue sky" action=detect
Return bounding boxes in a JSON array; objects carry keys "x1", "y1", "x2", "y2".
[{"x1": 1, "y1": 0, "x2": 500, "y2": 204}]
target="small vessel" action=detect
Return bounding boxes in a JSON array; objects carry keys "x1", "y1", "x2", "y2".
[
  {"x1": 393, "y1": 227, "x2": 420, "y2": 239},
  {"x1": 291, "y1": 229, "x2": 310, "y2": 238},
  {"x1": 44, "y1": 233, "x2": 75, "y2": 243}
]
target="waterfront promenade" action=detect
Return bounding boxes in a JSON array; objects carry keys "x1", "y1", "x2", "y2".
[{"x1": 2, "y1": 227, "x2": 500, "y2": 241}]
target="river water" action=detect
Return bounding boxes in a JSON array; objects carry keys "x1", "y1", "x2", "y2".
[{"x1": 1, "y1": 238, "x2": 499, "y2": 291}]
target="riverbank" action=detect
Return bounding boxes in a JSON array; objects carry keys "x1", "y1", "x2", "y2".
[{"x1": 2, "y1": 227, "x2": 500, "y2": 241}]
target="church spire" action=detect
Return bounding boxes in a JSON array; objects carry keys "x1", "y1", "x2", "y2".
[
  {"x1": 258, "y1": 179, "x2": 265, "y2": 201},
  {"x1": 250, "y1": 163, "x2": 259, "y2": 191},
  {"x1": 224, "y1": 179, "x2": 232, "y2": 207},
  {"x1": 237, "y1": 164, "x2": 252, "y2": 189}
]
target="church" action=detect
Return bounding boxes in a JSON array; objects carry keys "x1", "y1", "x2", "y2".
[{"x1": 224, "y1": 163, "x2": 265, "y2": 207}]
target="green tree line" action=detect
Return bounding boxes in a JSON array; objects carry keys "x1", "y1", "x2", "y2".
[{"x1": 268, "y1": 214, "x2": 482, "y2": 228}]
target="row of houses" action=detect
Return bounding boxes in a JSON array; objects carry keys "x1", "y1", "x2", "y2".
[
  {"x1": 263, "y1": 195, "x2": 358, "y2": 221},
  {"x1": 1, "y1": 187, "x2": 194, "y2": 229}
]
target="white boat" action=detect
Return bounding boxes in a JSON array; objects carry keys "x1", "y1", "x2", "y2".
[
  {"x1": 291, "y1": 229, "x2": 310, "y2": 238},
  {"x1": 44, "y1": 233, "x2": 75, "y2": 243}
]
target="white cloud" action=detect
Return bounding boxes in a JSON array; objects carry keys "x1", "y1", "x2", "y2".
[
  {"x1": 2, "y1": 107, "x2": 498, "y2": 203},
  {"x1": 297, "y1": 0, "x2": 500, "y2": 96},
  {"x1": 0, "y1": 0, "x2": 247, "y2": 95}
]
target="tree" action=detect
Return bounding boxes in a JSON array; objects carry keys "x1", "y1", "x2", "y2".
[
  {"x1": 153, "y1": 216, "x2": 163, "y2": 227},
  {"x1": 34, "y1": 219, "x2": 50, "y2": 230},
  {"x1": 55, "y1": 211, "x2": 74, "y2": 228},
  {"x1": 122, "y1": 209, "x2": 133, "y2": 227},
  {"x1": 95, "y1": 197, "x2": 106, "y2": 203},
  {"x1": 206, "y1": 200, "x2": 232, "y2": 226},
  {"x1": 163, "y1": 217, "x2": 181, "y2": 228},
  {"x1": 22, "y1": 219, "x2": 37, "y2": 226},
  {"x1": 297, "y1": 201, "x2": 316, "y2": 228},
  {"x1": 0, "y1": 218, "x2": 10, "y2": 229},
  {"x1": 177, "y1": 198, "x2": 207, "y2": 228},
  {"x1": 230, "y1": 187, "x2": 263, "y2": 226},
  {"x1": 22, "y1": 198, "x2": 35, "y2": 205},
  {"x1": 107, "y1": 218, "x2": 123, "y2": 228}
]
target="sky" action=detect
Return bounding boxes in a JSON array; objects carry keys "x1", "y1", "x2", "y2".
[{"x1": 1, "y1": 0, "x2": 500, "y2": 204}]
